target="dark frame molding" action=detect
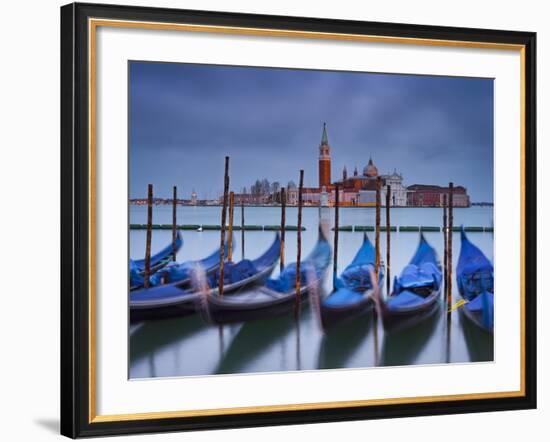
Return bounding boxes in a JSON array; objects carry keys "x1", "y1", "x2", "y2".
[{"x1": 61, "y1": 2, "x2": 536, "y2": 438}]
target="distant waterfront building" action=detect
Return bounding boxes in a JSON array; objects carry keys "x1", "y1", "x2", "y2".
[
  {"x1": 357, "y1": 190, "x2": 377, "y2": 205},
  {"x1": 380, "y1": 169, "x2": 407, "y2": 206},
  {"x1": 303, "y1": 124, "x2": 396, "y2": 207},
  {"x1": 320, "y1": 186, "x2": 329, "y2": 207},
  {"x1": 208, "y1": 123, "x2": 470, "y2": 208},
  {"x1": 406, "y1": 184, "x2": 470, "y2": 207},
  {"x1": 286, "y1": 183, "x2": 298, "y2": 206},
  {"x1": 337, "y1": 157, "x2": 379, "y2": 193},
  {"x1": 333, "y1": 157, "x2": 383, "y2": 206},
  {"x1": 302, "y1": 188, "x2": 322, "y2": 206},
  {"x1": 191, "y1": 190, "x2": 198, "y2": 205},
  {"x1": 234, "y1": 193, "x2": 270, "y2": 205}
]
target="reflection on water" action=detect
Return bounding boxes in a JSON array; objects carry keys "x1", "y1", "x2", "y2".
[
  {"x1": 380, "y1": 302, "x2": 441, "y2": 367},
  {"x1": 318, "y1": 313, "x2": 374, "y2": 369},
  {"x1": 459, "y1": 311, "x2": 494, "y2": 362},
  {"x1": 215, "y1": 315, "x2": 297, "y2": 374},
  {"x1": 129, "y1": 206, "x2": 494, "y2": 379},
  {"x1": 130, "y1": 314, "x2": 206, "y2": 362}
]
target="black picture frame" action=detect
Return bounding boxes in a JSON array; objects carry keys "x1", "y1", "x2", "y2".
[{"x1": 61, "y1": 2, "x2": 537, "y2": 438}]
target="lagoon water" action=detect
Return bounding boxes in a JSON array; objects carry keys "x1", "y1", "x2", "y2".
[{"x1": 129, "y1": 206, "x2": 494, "y2": 379}]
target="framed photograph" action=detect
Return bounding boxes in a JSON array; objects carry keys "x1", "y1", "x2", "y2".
[{"x1": 60, "y1": 2, "x2": 536, "y2": 438}]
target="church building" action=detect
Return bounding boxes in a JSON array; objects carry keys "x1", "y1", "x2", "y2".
[{"x1": 285, "y1": 123, "x2": 467, "y2": 208}]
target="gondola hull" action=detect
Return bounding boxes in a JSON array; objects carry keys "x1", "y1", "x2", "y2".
[
  {"x1": 130, "y1": 262, "x2": 278, "y2": 322},
  {"x1": 379, "y1": 291, "x2": 440, "y2": 333},
  {"x1": 130, "y1": 235, "x2": 280, "y2": 322},
  {"x1": 318, "y1": 270, "x2": 384, "y2": 331},
  {"x1": 199, "y1": 285, "x2": 310, "y2": 325},
  {"x1": 317, "y1": 234, "x2": 383, "y2": 331},
  {"x1": 132, "y1": 231, "x2": 183, "y2": 271},
  {"x1": 456, "y1": 229, "x2": 494, "y2": 334},
  {"x1": 319, "y1": 296, "x2": 374, "y2": 330},
  {"x1": 459, "y1": 295, "x2": 493, "y2": 334},
  {"x1": 199, "y1": 233, "x2": 331, "y2": 325},
  {"x1": 374, "y1": 233, "x2": 442, "y2": 333},
  {"x1": 462, "y1": 310, "x2": 491, "y2": 333},
  {"x1": 130, "y1": 302, "x2": 196, "y2": 323}
]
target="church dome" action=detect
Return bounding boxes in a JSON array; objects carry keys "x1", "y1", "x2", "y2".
[{"x1": 363, "y1": 157, "x2": 378, "y2": 177}]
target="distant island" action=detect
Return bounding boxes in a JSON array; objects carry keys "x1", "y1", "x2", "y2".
[
  {"x1": 130, "y1": 124, "x2": 481, "y2": 209},
  {"x1": 471, "y1": 202, "x2": 494, "y2": 207}
]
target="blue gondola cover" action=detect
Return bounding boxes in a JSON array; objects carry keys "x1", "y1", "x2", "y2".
[
  {"x1": 386, "y1": 233, "x2": 442, "y2": 313},
  {"x1": 457, "y1": 229, "x2": 494, "y2": 332}
]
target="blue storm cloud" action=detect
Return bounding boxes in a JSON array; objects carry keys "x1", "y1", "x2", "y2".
[{"x1": 129, "y1": 61, "x2": 493, "y2": 201}]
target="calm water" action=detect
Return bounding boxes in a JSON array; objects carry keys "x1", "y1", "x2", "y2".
[{"x1": 129, "y1": 206, "x2": 494, "y2": 379}]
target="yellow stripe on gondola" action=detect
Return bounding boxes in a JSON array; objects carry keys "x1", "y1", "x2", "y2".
[{"x1": 448, "y1": 298, "x2": 469, "y2": 313}]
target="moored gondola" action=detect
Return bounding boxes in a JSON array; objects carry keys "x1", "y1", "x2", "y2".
[
  {"x1": 313, "y1": 234, "x2": 384, "y2": 330},
  {"x1": 148, "y1": 237, "x2": 232, "y2": 288},
  {"x1": 373, "y1": 233, "x2": 442, "y2": 332},
  {"x1": 456, "y1": 228, "x2": 494, "y2": 333},
  {"x1": 131, "y1": 231, "x2": 183, "y2": 271},
  {"x1": 130, "y1": 236, "x2": 227, "y2": 291},
  {"x1": 129, "y1": 231, "x2": 183, "y2": 288},
  {"x1": 198, "y1": 231, "x2": 331, "y2": 325},
  {"x1": 130, "y1": 234, "x2": 280, "y2": 322}
]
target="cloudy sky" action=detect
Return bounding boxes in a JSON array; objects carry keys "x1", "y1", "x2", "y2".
[{"x1": 129, "y1": 61, "x2": 494, "y2": 202}]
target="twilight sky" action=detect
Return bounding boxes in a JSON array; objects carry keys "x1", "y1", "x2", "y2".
[{"x1": 129, "y1": 61, "x2": 494, "y2": 202}]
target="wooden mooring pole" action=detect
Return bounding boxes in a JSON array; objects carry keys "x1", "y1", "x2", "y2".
[
  {"x1": 295, "y1": 170, "x2": 304, "y2": 316},
  {"x1": 372, "y1": 177, "x2": 382, "y2": 367},
  {"x1": 447, "y1": 182, "x2": 454, "y2": 311},
  {"x1": 241, "y1": 199, "x2": 245, "y2": 259},
  {"x1": 295, "y1": 319, "x2": 302, "y2": 371},
  {"x1": 333, "y1": 184, "x2": 340, "y2": 290},
  {"x1": 143, "y1": 184, "x2": 153, "y2": 288},
  {"x1": 375, "y1": 177, "x2": 381, "y2": 281},
  {"x1": 172, "y1": 185, "x2": 177, "y2": 261},
  {"x1": 280, "y1": 187, "x2": 286, "y2": 272},
  {"x1": 228, "y1": 191, "x2": 235, "y2": 262},
  {"x1": 218, "y1": 157, "x2": 230, "y2": 297},
  {"x1": 443, "y1": 194, "x2": 448, "y2": 306},
  {"x1": 385, "y1": 184, "x2": 391, "y2": 295}
]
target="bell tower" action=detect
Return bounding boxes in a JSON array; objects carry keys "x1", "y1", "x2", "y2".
[{"x1": 318, "y1": 122, "x2": 331, "y2": 188}]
